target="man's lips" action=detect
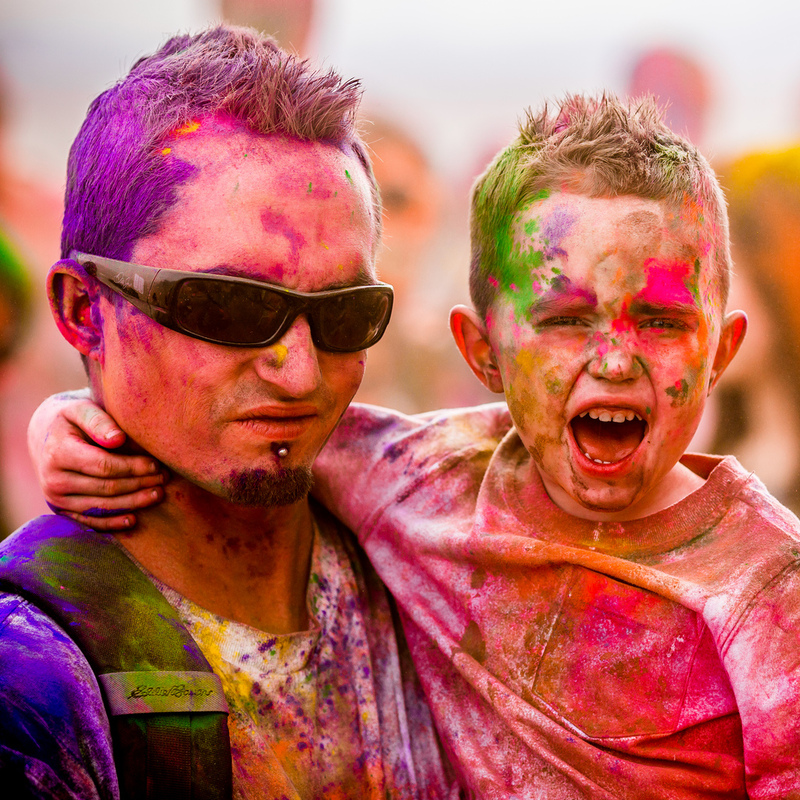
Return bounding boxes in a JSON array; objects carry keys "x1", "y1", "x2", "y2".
[
  {"x1": 234, "y1": 406, "x2": 319, "y2": 439},
  {"x1": 569, "y1": 406, "x2": 648, "y2": 465}
]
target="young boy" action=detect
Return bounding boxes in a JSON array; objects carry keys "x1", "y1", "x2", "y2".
[{"x1": 30, "y1": 95, "x2": 800, "y2": 798}]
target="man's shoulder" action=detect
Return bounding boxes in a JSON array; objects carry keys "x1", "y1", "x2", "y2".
[
  {"x1": 0, "y1": 592, "x2": 117, "y2": 799},
  {"x1": 0, "y1": 592, "x2": 97, "y2": 694}
]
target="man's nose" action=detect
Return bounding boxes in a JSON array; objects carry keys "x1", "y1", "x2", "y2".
[
  {"x1": 586, "y1": 331, "x2": 644, "y2": 382},
  {"x1": 254, "y1": 314, "x2": 322, "y2": 395}
]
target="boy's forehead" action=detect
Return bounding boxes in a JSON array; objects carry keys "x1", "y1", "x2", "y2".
[
  {"x1": 484, "y1": 191, "x2": 723, "y2": 323},
  {"x1": 505, "y1": 193, "x2": 714, "y2": 282},
  {"x1": 511, "y1": 192, "x2": 703, "y2": 244}
]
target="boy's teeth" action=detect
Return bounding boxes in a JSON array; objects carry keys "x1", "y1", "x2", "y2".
[
  {"x1": 581, "y1": 409, "x2": 642, "y2": 423},
  {"x1": 584, "y1": 451, "x2": 611, "y2": 464}
]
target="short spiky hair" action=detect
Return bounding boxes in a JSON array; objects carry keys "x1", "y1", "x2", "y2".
[
  {"x1": 469, "y1": 93, "x2": 731, "y2": 317},
  {"x1": 62, "y1": 25, "x2": 379, "y2": 260}
]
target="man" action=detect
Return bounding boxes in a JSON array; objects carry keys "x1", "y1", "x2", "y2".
[{"x1": 0, "y1": 25, "x2": 454, "y2": 800}]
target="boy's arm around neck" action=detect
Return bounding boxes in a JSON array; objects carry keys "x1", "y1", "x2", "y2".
[{"x1": 312, "y1": 402, "x2": 513, "y2": 539}]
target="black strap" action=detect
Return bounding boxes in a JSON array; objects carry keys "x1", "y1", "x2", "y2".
[{"x1": 0, "y1": 515, "x2": 232, "y2": 800}]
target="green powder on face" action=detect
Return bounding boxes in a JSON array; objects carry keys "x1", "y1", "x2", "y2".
[
  {"x1": 686, "y1": 257, "x2": 702, "y2": 304},
  {"x1": 665, "y1": 379, "x2": 690, "y2": 404}
]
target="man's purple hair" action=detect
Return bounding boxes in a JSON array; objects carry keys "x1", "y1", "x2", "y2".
[{"x1": 61, "y1": 24, "x2": 379, "y2": 260}]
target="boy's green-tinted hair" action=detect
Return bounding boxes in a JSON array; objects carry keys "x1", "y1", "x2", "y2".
[{"x1": 469, "y1": 93, "x2": 732, "y2": 317}]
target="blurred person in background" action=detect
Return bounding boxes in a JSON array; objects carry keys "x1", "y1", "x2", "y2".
[
  {"x1": 627, "y1": 46, "x2": 712, "y2": 147},
  {"x1": 354, "y1": 113, "x2": 494, "y2": 412},
  {"x1": 220, "y1": 0, "x2": 315, "y2": 53},
  {"x1": 0, "y1": 63, "x2": 54, "y2": 534},
  {"x1": 705, "y1": 148, "x2": 800, "y2": 512}
]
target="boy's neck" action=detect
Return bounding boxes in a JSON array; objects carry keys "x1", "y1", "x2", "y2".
[{"x1": 540, "y1": 459, "x2": 706, "y2": 522}]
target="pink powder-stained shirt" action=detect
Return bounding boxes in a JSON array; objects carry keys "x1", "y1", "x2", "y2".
[{"x1": 313, "y1": 403, "x2": 800, "y2": 799}]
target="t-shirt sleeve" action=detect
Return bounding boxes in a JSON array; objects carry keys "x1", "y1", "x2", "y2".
[
  {"x1": 0, "y1": 595, "x2": 119, "y2": 800},
  {"x1": 721, "y1": 560, "x2": 800, "y2": 799}
]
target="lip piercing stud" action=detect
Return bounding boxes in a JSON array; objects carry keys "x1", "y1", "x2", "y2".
[{"x1": 277, "y1": 447, "x2": 289, "y2": 458}]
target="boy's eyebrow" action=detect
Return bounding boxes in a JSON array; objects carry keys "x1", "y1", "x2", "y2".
[
  {"x1": 528, "y1": 282, "x2": 598, "y2": 314},
  {"x1": 627, "y1": 297, "x2": 701, "y2": 316}
]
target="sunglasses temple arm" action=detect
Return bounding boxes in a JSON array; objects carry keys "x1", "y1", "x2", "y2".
[{"x1": 89, "y1": 262, "x2": 172, "y2": 322}]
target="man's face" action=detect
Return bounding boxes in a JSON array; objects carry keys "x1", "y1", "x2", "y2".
[
  {"x1": 483, "y1": 191, "x2": 734, "y2": 519},
  {"x1": 96, "y1": 124, "x2": 377, "y2": 505}
]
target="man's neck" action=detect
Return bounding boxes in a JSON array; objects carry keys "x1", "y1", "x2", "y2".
[{"x1": 114, "y1": 476, "x2": 314, "y2": 634}]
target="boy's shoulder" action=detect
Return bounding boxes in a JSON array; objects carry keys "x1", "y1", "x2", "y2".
[
  {"x1": 683, "y1": 452, "x2": 800, "y2": 540},
  {"x1": 671, "y1": 453, "x2": 800, "y2": 617},
  {"x1": 337, "y1": 402, "x2": 513, "y2": 460}
]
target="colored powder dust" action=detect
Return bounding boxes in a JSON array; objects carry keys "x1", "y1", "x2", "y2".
[
  {"x1": 272, "y1": 344, "x2": 289, "y2": 367},
  {"x1": 174, "y1": 120, "x2": 201, "y2": 137},
  {"x1": 665, "y1": 379, "x2": 689, "y2": 403}
]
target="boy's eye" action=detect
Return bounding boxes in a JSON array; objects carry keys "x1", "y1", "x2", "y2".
[
  {"x1": 535, "y1": 315, "x2": 588, "y2": 329},
  {"x1": 639, "y1": 318, "x2": 688, "y2": 331}
]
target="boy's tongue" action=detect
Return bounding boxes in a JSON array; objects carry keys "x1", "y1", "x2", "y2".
[{"x1": 571, "y1": 414, "x2": 644, "y2": 463}]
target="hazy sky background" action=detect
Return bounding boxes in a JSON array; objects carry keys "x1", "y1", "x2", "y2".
[{"x1": 1, "y1": 0, "x2": 799, "y2": 185}]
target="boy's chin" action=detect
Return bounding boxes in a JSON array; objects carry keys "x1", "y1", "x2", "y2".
[{"x1": 540, "y1": 469, "x2": 647, "y2": 522}]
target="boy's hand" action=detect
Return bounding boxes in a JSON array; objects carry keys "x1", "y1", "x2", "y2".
[{"x1": 28, "y1": 390, "x2": 166, "y2": 531}]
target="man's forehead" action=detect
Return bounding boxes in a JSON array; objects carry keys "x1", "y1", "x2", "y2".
[{"x1": 167, "y1": 122, "x2": 356, "y2": 177}]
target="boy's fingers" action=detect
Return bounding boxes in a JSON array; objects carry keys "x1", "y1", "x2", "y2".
[
  {"x1": 63, "y1": 400, "x2": 125, "y2": 447},
  {"x1": 47, "y1": 486, "x2": 165, "y2": 514},
  {"x1": 48, "y1": 473, "x2": 165, "y2": 499},
  {"x1": 45, "y1": 436, "x2": 162, "y2": 480},
  {"x1": 61, "y1": 510, "x2": 137, "y2": 532}
]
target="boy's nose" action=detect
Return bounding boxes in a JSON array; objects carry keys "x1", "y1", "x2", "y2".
[{"x1": 587, "y1": 334, "x2": 644, "y2": 382}]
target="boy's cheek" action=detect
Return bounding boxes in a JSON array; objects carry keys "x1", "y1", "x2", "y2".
[{"x1": 656, "y1": 349, "x2": 710, "y2": 409}]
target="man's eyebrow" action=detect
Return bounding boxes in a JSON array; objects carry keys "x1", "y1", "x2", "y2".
[{"x1": 200, "y1": 265, "x2": 379, "y2": 288}]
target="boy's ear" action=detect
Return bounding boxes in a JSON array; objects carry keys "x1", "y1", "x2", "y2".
[
  {"x1": 450, "y1": 304, "x2": 504, "y2": 394},
  {"x1": 709, "y1": 310, "x2": 748, "y2": 393},
  {"x1": 47, "y1": 259, "x2": 104, "y2": 361}
]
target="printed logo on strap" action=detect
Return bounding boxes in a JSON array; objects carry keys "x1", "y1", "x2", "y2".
[{"x1": 99, "y1": 671, "x2": 229, "y2": 715}]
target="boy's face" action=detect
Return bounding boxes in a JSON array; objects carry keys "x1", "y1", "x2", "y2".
[{"x1": 461, "y1": 191, "x2": 744, "y2": 520}]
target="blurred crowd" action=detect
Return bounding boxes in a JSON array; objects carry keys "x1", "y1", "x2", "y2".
[{"x1": 2, "y1": 0, "x2": 800, "y2": 531}]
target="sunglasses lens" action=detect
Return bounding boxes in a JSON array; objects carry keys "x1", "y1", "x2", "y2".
[
  {"x1": 175, "y1": 279, "x2": 287, "y2": 344},
  {"x1": 174, "y1": 278, "x2": 390, "y2": 350},
  {"x1": 315, "y1": 290, "x2": 391, "y2": 351}
]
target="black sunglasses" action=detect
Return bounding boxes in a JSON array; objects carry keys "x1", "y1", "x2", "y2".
[{"x1": 73, "y1": 252, "x2": 393, "y2": 353}]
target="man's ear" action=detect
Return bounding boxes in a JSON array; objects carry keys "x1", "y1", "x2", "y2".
[
  {"x1": 47, "y1": 259, "x2": 104, "y2": 361},
  {"x1": 449, "y1": 304, "x2": 504, "y2": 394},
  {"x1": 709, "y1": 310, "x2": 748, "y2": 393}
]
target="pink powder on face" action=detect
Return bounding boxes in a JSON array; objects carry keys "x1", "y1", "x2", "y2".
[
  {"x1": 260, "y1": 208, "x2": 307, "y2": 266},
  {"x1": 640, "y1": 259, "x2": 697, "y2": 307}
]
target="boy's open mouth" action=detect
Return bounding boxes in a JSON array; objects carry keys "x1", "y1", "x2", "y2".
[{"x1": 569, "y1": 408, "x2": 647, "y2": 465}]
